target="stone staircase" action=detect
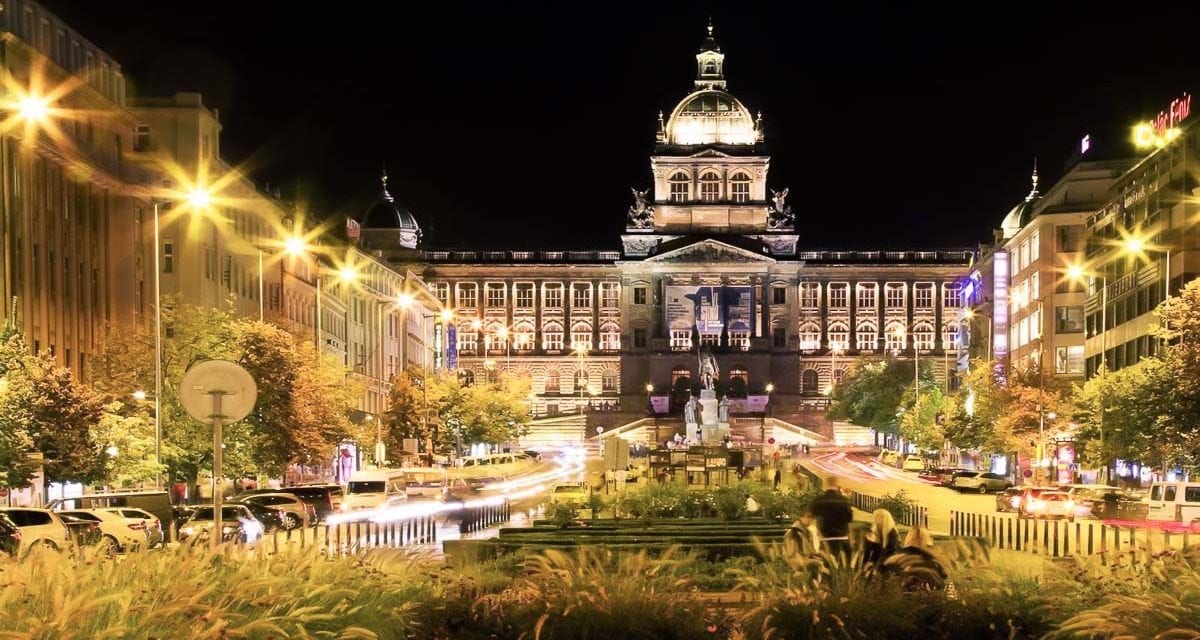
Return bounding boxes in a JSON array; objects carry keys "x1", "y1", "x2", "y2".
[
  {"x1": 831, "y1": 422, "x2": 876, "y2": 447},
  {"x1": 519, "y1": 415, "x2": 587, "y2": 449}
]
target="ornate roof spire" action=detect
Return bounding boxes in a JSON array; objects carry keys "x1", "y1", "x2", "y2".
[
  {"x1": 702, "y1": 17, "x2": 720, "y2": 51},
  {"x1": 1026, "y1": 158, "x2": 1039, "y2": 201},
  {"x1": 381, "y1": 165, "x2": 394, "y2": 202},
  {"x1": 695, "y1": 19, "x2": 726, "y2": 90}
]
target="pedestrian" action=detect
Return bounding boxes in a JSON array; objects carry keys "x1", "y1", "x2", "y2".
[
  {"x1": 782, "y1": 511, "x2": 820, "y2": 559},
  {"x1": 809, "y1": 476, "x2": 853, "y2": 561},
  {"x1": 773, "y1": 466, "x2": 782, "y2": 489},
  {"x1": 882, "y1": 524, "x2": 948, "y2": 592},
  {"x1": 862, "y1": 509, "x2": 900, "y2": 569},
  {"x1": 673, "y1": 432, "x2": 683, "y2": 446}
]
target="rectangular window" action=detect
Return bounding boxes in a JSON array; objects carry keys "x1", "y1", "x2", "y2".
[
  {"x1": 800, "y1": 283, "x2": 819, "y2": 309},
  {"x1": 943, "y1": 284, "x2": 962, "y2": 308},
  {"x1": 134, "y1": 124, "x2": 150, "y2": 151},
  {"x1": 1056, "y1": 224, "x2": 1085, "y2": 252},
  {"x1": 728, "y1": 331, "x2": 749, "y2": 351},
  {"x1": 1054, "y1": 346, "x2": 1080, "y2": 374},
  {"x1": 633, "y1": 328, "x2": 647, "y2": 348},
  {"x1": 543, "y1": 328, "x2": 564, "y2": 351},
  {"x1": 772, "y1": 286, "x2": 787, "y2": 305},
  {"x1": 699, "y1": 333, "x2": 720, "y2": 347},
  {"x1": 700, "y1": 180, "x2": 719, "y2": 202},
  {"x1": 885, "y1": 283, "x2": 905, "y2": 309},
  {"x1": 514, "y1": 284, "x2": 534, "y2": 309},
  {"x1": 633, "y1": 287, "x2": 647, "y2": 305},
  {"x1": 669, "y1": 180, "x2": 688, "y2": 203},
  {"x1": 599, "y1": 329, "x2": 620, "y2": 351},
  {"x1": 857, "y1": 283, "x2": 877, "y2": 309},
  {"x1": 432, "y1": 283, "x2": 449, "y2": 306},
  {"x1": 1030, "y1": 229, "x2": 1040, "y2": 262},
  {"x1": 162, "y1": 241, "x2": 174, "y2": 274},
  {"x1": 731, "y1": 180, "x2": 749, "y2": 203},
  {"x1": 914, "y1": 283, "x2": 933, "y2": 309},
  {"x1": 1018, "y1": 316, "x2": 1029, "y2": 347},
  {"x1": 600, "y1": 282, "x2": 619, "y2": 308},
  {"x1": 485, "y1": 283, "x2": 505, "y2": 308},
  {"x1": 1030, "y1": 272, "x2": 1040, "y2": 300},
  {"x1": 544, "y1": 284, "x2": 563, "y2": 309},
  {"x1": 1056, "y1": 306, "x2": 1084, "y2": 333},
  {"x1": 1031, "y1": 307, "x2": 1042, "y2": 340},
  {"x1": 670, "y1": 329, "x2": 692, "y2": 351},
  {"x1": 457, "y1": 331, "x2": 478, "y2": 354},
  {"x1": 572, "y1": 284, "x2": 591, "y2": 308},
  {"x1": 571, "y1": 331, "x2": 593, "y2": 351},
  {"x1": 828, "y1": 283, "x2": 848, "y2": 309},
  {"x1": 772, "y1": 327, "x2": 787, "y2": 348},
  {"x1": 457, "y1": 283, "x2": 477, "y2": 308},
  {"x1": 1010, "y1": 251, "x2": 1019, "y2": 277}
]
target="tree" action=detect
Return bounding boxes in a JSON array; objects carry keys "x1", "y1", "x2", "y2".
[
  {"x1": 95, "y1": 402, "x2": 163, "y2": 488},
  {"x1": 1073, "y1": 359, "x2": 1174, "y2": 470},
  {"x1": 941, "y1": 361, "x2": 1006, "y2": 451},
  {"x1": 15, "y1": 350, "x2": 108, "y2": 488},
  {"x1": 828, "y1": 357, "x2": 936, "y2": 445},
  {"x1": 383, "y1": 368, "x2": 532, "y2": 457},
  {"x1": 381, "y1": 367, "x2": 433, "y2": 459},
  {"x1": 0, "y1": 331, "x2": 35, "y2": 488}
]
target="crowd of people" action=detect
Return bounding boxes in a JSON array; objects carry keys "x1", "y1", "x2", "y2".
[{"x1": 783, "y1": 476, "x2": 949, "y2": 591}]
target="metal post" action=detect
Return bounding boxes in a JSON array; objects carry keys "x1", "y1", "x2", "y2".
[
  {"x1": 258, "y1": 250, "x2": 264, "y2": 321},
  {"x1": 315, "y1": 277, "x2": 322, "y2": 351},
  {"x1": 1100, "y1": 280, "x2": 1106, "y2": 483},
  {"x1": 211, "y1": 392, "x2": 224, "y2": 548},
  {"x1": 153, "y1": 201, "x2": 163, "y2": 491}
]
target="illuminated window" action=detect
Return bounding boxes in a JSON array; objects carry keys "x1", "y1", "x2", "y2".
[
  {"x1": 571, "y1": 283, "x2": 591, "y2": 308},
  {"x1": 885, "y1": 283, "x2": 906, "y2": 309},
  {"x1": 699, "y1": 171, "x2": 721, "y2": 202},
  {"x1": 827, "y1": 321, "x2": 849, "y2": 350},
  {"x1": 943, "y1": 284, "x2": 962, "y2": 308},
  {"x1": 857, "y1": 283, "x2": 877, "y2": 309},
  {"x1": 828, "y1": 283, "x2": 848, "y2": 309},
  {"x1": 574, "y1": 369, "x2": 589, "y2": 391},
  {"x1": 914, "y1": 283, "x2": 933, "y2": 309},
  {"x1": 802, "y1": 369, "x2": 819, "y2": 393},
  {"x1": 670, "y1": 329, "x2": 692, "y2": 351},
  {"x1": 669, "y1": 173, "x2": 690, "y2": 202},
  {"x1": 800, "y1": 283, "x2": 819, "y2": 309},
  {"x1": 729, "y1": 367, "x2": 748, "y2": 385},
  {"x1": 798, "y1": 322, "x2": 821, "y2": 350},
  {"x1": 1030, "y1": 230, "x2": 1040, "y2": 262},
  {"x1": 728, "y1": 331, "x2": 749, "y2": 351},
  {"x1": 543, "y1": 284, "x2": 563, "y2": 309},
  {"x1": 513, "y1": 320, "x2": 535, "y2": 350},
  {"x1": 484, "y1": 322, "x2": 507, "y2": 351},
  {"x1": 457, "y1": 283, "x2": 477, "y2": 308},
  {"x1": 432, "y1": 282, "x2": 449, "y2": 306},
  {"x1": 514, "y1": 284, "x2": 534, "y2": 308},
  {"x1": 913, "y1": 322, "x2": 934, "y2": 351},
  {"x1": 600, "y1": 282, "x2": 619, "y2": 308},
  {"x1": 699, "y1": 333, "x2": 721, "y2": 347},
  {"x1": 730, "y1": 173, "x2": 751, "y2": 203},
  {"x1": 571, "y1": 321, "x2": 592, "y2": 350},
  {"x1": 485, "y1": 283, "x2": 506, "y2": 308},
  {"x1": 602, "y1": 369, "x2": 618, "y2": 392},
  {"x1": 1055, "y1": 345, "x2": 1084, "y2": 374},
  {"x1": 885, "y1": 321, "x2": 906, "y2": 352},
  {"x1": 856, "y1": 321, "x2": 877, "y2": 351},
  {"x1": 545, "y1": 369, "x2": 560, "y2": 392},
  {"x1": 599, "y1": 322, "x2": 620, "y2": 350},
  {"x1": 457, "y1": 327, "x2": 478, "y2": 354},
  {"x1": 671, "y1": 366, "x2": 691, "y2": 388},
  {"x1": 942, "y1": 322, "x2": 959, "y2": 349},
  {"x1": 542, "y1": 321, "x2": 564, "y2": 351}
]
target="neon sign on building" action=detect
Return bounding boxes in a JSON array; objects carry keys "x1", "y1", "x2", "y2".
[
  {"x1": 1133, "y1": 92, "x2": 1192, "y2": 149},
  {"x1": 992, "y1": 251, "x2": 1009, "y2": 384}
]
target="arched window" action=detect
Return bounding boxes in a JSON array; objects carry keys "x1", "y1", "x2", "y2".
[
  {"x1": 827, "y1": 321, "x2": 849, "y2": 351},
  {"x1": 513, "y1": 319, "x2": 535, "y2": 351},
  {"x1": 704, "y1": 61, "x2": 717, "y2": 75},
  {"x1": 671, "y1": 366, "x2": 691, "y2": 390},
  {"x1": 458, "y1": 369, "x2": 475, "y2": 387},
  {"x1": 699, "y1": 171, "x2": 721, "y2": 202},
  {"x1": 942, "y1": 322, "x2": 959, "y2": 350},
  {"x1": 669, "y1": 172, "x2": 690, "y2": 203},
  {"x1": 802, "y1": 369, "x2": 819, "y2": 394},
  {"x1": 542, "y1": 321, "x2": 564, "y2": 351},
  {"x1": 570, "y1": 321, "x2": 593, "y2": 351},
  {"x1": 856, "y1": 321, "x2": 877, "y2": 351},
  {"x1": 602, "y1": 368, "x2": 618, "y2": 391},
  {"x1": 545, "y1": 368, "x2": 560, "y2": 393},
  {"x1": 913, "y1": 321, "x2": 935, "y2": 351},
  {"x1": 599, "y1": 322, "x2": 620, "y2": 351},
  {"x1": 798, "y1": 322, "x2": 821, "y2": 351},
  {"x1": 885, "y1": 321, "x2": 907, "y2": 353},
  {"x1": 484, "y1": 321, "x2": 507, "y2": 352},
  {"x1": 574, "y1": 369, "x2": 589, "y2": 391},
  {"x1": 457, "y1": 321, "x2": 479, "y2": 354},
  {"x1": 730, "y1": 172, "x2": 751, "y2": 203}
]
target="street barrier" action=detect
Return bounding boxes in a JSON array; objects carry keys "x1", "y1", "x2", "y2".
[
  {"x1": 950, "y1": 510, "x2": 1199, "y2": 558},
  {"x1": 849, "y1": 490, "x2": 928, "y2": 528}
]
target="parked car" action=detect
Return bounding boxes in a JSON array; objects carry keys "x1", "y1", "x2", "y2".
[
  {"x1": 278, "y1": 485, "x2": 345, "y2": 522},
  {"x1": 0, "y1": 507, "x2": 71, "y2": 553},
  {"x1": 937, "y1": 469, "x2": 973, "y2": 487},
  {"x1": 46, "y1": 491, "x2": 173, "y2": 541},
  {"x1": 952, "y1": 472, "x2": 1011, "y2": 494},
  {"x1": 879, "y1": 450, "x2": 901, "y2": 467},
  {"x1": 0, "y1": 513, "x2": 21, "y2": 556},
  {"x1": 230, "y1": 493, "x2": 314, "y2": 529},
  {"x1": 1022, "y1": 491, "x2": 1079, "y2": 520},
  {"x1": 234, "y1": 501, "x2": 288, "y2": 532},
  {"x1": 1069, "y1": 487, "x2": 1149, "y2": 520},
  {"x1": 172, "y1": 505, "x2": 197, "y2": 534},
  {"x1": 178, "y1": 505, "x2": 265, "y2": 544},
  {"x1": 59, "y1": 509, "x2": 148, "y2": 552},
  {"x1": 996, "y1": 487, "x2": 1023, "y2": 512},
  {"x1": 548, "y1": 482, "x2": 588, "y2": 505},
  {"x1": 99, "y1": 507, "x2": 165, "y2": 547},
  {"x1": 917, "y1": 467, "x2": 945, "y2": 483},
  {"x1": 1147, "y1": 481, "x2": 1200, "y2": 523},
  {"x1": 901, "y1": 456, "x2": 926, "y2": 472},
  {"x1": 445, "y1": 477, "x2": 480, "y2": 503},
  {"x1": 57, "y1": 513, "x2": 103, "y2": 548}
]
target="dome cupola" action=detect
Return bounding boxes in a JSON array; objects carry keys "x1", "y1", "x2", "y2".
[{"x1": 358, "y1": 168, "x2": 421, "y2": 249}]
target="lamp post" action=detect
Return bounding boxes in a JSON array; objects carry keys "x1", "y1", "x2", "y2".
[{"x1": 762, "y1": 383, "x2": 774, "y2": 446}]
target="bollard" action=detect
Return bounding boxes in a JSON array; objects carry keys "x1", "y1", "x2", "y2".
[{"x1": 1052, "y1": 519, "x2": 1060, "y2": 558}]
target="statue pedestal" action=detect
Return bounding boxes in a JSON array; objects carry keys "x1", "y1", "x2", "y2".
[{"x1": 696, "y1": 390, "x2": 729, "y2": 444}]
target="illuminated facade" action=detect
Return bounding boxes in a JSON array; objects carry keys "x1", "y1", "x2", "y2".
[{"x1": 365, "y1": 25, "x2": 972, "y2": 423}]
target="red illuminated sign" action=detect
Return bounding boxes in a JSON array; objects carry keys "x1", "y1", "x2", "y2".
[{"x1": 1150, "y1": 93, "x2": 1192, "y2": 138}]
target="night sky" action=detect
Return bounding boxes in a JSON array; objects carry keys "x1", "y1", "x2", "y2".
[{"x1": 45, "y1": 2, "x2": 1200, "y2": 251}]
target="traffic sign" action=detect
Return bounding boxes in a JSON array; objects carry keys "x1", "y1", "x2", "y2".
[{"x1": 767, "y1": 437, "x2": 776, "y2": 444}]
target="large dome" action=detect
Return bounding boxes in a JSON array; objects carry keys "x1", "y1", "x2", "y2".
[
  {"x1": 665, "y1": 89, "x2": 757, "y2": 145},
  {"x1": 360, "y1": 171, "x2": 419, "y2": 232}
]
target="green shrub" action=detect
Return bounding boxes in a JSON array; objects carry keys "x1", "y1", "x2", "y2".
[
  {"x1": 548, "y1": 501, "x2": 579, "y2": 528},
  {"x1": 714, "y1": 485, "x2": 750, "y2": 520},
  {"x1": 876, "y1": 489, "x2": 917, "y2": 523}
]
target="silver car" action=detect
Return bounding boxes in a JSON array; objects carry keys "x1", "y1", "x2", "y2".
[
  {"x1": 231, "y1": 493, "x2": 313, "y2": 529},
  {"x1": 953, "y1": 472, "x2": 1011, "y2": 494}
]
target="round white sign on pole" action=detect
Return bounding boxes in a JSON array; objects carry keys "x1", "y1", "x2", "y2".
[{"x1": 180, "y1": 360, "x2": 258, "y2": 423}]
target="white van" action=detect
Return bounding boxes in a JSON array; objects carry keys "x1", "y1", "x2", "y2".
[
  {"x1": 342, "y1": 469, "x2": 409, "y2": 512},
  {"x1": 401, "y1": 467, "x2": 449, "y2": 501},
  {"x1": 1146, "y1": 481, "x2": 1200, "y2": 523}
]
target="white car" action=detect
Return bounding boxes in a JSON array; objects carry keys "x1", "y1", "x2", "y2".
[
  {"x1": 1022, "y1": 491, "x2": 1078, "y2": 521},
  {"x1": 99, "y1": 507, "x2": 164, "y2": 547},
  {"x1": 0, "y1": 507, "x2": 71, "y2": 553},
  {"x1": 59, "y1": 509, "x2": 148, "y2": 552},
  {"x1": 901, "y1": 456, "x2": 926, "y2": 472}
]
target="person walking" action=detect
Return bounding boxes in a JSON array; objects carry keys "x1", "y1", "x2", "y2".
[
  {"x1": 809, "y1": 476, "x2": 853, "y2": 561},
  {"x1": 773, "y1": 466, "x2": 783, "y2": 489},
  {"x1": 783, "y1": 511, "x2": 820, "y2": 558}
]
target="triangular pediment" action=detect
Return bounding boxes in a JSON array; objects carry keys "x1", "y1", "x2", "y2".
[
  {"x1": 689, "y1": 148, "x2": 734, "y2": 158},
  {"x1": 643, "y1": 238, "x2": 775, "y2": 263}
]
